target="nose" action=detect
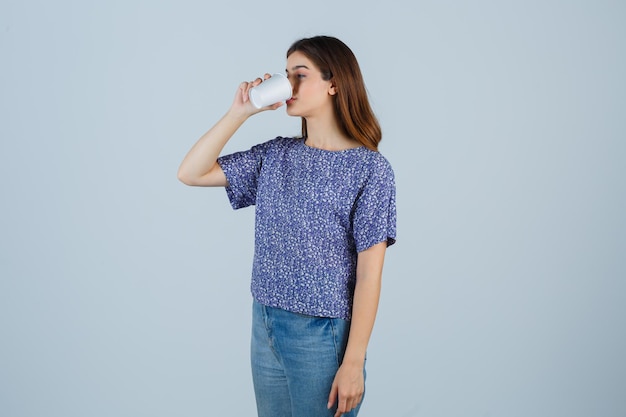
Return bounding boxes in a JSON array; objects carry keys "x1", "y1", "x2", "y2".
[{"x1": 288, "y1": 76, "x2": 298, "y2": 94}]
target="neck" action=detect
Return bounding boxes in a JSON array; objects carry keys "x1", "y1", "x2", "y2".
[{"x1": 304, "y1": 117, "x2": 360, "y2": 151}]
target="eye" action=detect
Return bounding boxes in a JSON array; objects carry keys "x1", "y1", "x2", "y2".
[{"x1": 286, "y1": 72, "x2": 305, "y2": 82}]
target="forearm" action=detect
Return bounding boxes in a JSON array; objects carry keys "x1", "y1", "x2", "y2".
[
  {"x1": 177, "y1": 109, "x2": 247, "y2": 186},
  {"x1": 178, "y1": 75, "x2": 279, "y2": 186},
  {"x1": 342, "y1": 242, "x2": 387, "y2": 366},
  {"x1": 343, "y1": 275, "x2": 381, "y2": 366}
]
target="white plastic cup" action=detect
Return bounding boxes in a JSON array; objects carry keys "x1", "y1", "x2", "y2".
[{"x1": 248, "y1": 73, "x2": 292, "y2": 109}]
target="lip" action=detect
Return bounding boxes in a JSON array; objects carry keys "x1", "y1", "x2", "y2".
[{"x1": 286, "y1": 98, "x2": 296, "y2": 105}]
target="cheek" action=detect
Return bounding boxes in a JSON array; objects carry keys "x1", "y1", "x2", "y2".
[{"x1": 302, "y1": 84, "x2": 326, "y2": 100}]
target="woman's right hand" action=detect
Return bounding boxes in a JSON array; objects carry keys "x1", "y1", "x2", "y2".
[{"x1": 229, "y1": 73, "x2": 285, "y2": 118}]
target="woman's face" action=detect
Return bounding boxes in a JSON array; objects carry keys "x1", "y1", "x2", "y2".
[{"x1": 285, "y1": 51, "x2": 336, "y2": 119}]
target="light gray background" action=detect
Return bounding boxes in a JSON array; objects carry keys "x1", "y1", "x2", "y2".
[{"x1": 1, "y1": 1, "x2": 624, "y2": 416}]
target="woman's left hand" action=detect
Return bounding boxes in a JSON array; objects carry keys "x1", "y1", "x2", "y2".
[{"x1": 327, "y1": 361, "x2": 364, "y2": 416}]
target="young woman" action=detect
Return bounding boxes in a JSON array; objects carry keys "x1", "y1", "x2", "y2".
[{"x1": 178, "y1": 36, "x2": 396, "y2": 417}]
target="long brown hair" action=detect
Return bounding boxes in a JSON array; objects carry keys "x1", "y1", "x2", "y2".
[{"x1": 287, "y1": 36, "x2": 382, "y2": 151}]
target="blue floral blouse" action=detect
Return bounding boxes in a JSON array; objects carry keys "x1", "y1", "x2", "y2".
[{"x1": 217, "y1": 137, "x2": 396, "y2": 320}]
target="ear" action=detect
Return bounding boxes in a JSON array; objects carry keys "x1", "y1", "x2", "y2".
[{"x1": 328, "y1": 81, "x2": 337, "y2": 96}]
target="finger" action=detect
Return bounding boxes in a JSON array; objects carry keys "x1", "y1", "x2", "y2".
[
  {"x1": 267, "y1": 101, "x2": 284, "y2": 110},
  {"x1": 338, "y1": 396, "x2": 357, "y2": 416},
  {"x1": 239, "y1": 81, "x2": 251, "y2": 102},
  {"x1": 327, "y1": 383, "x2": 338, "y2": 410},
  {"x1": 245, "y1": 79, "x2": 260, "y2": 101},
  {"x1": 263, "y1": 72, "x2": 272, "y2": 80},
  {"x1": 334, "y1": 399, "x2": 348, "y2": 417},
  {"x1": 345, "y1": 397, "x2": 354, "y2": 410},
  {"x1": 338, "y1": 397, "x2": 348, "y2": 414}
]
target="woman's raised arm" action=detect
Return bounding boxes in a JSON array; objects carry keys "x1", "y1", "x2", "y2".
[{"x1": 177, "y1": 74, "x2": 281, "y2": 187}]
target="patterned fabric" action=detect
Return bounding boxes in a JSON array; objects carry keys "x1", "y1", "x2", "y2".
[{"x1": 217, "y1": 137, "x2": 396, "y2": 320}]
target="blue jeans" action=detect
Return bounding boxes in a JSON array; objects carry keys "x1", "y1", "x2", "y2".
[{"x1": 251, "y1": 300, "x2": 365, "y2": 417}]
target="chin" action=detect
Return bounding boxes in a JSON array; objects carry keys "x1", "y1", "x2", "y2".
[{"x1": 286, "y1": 107, "x2": 300, "y2": 117}]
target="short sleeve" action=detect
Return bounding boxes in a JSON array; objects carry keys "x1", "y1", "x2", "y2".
[
  {"x1": 217, "y1": 141, "x2": 270, "y2": 210},
  {"x1": 352, "y1": 157, "x2": 397, "y2": 252}
]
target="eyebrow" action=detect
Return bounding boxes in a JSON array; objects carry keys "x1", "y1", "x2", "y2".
[{"x1": 286, "y1": 65, "x2": 310, "y2": 72}]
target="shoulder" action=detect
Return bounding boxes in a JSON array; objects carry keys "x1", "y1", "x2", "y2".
[
  {"x1": 242, "y1": 136, "x2": 301, "y2": 160},
  {"x1": 257, "y1": 136, "x2": 301, "y2": 150},
  {"x1": 360, "y1": 148, "x2": 395, "y2": 180}
]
